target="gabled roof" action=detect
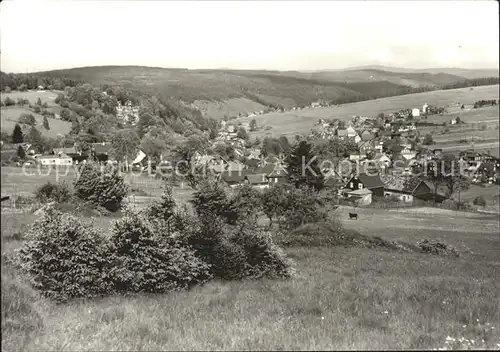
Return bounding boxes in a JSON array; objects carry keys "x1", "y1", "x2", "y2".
[
  {"x1": 353, "y1": 173, "x2": 385, "y2": 189},
  {"x1": 37, "y1": 154, "x2": 72, "y2": 160},
  {"x1": 374, "y1": 153, "x2": 391, "y2": 161},
  {"x1": 337, "y1": 129, "x2": 348, "y2": 137},
  {"x1": 221, "y1": 170, "x2": 247, "y2": 183},
  {"x1": 324, "y1": 177, "x2": 345, "y2": 188},
  {"x1": 255, "y1": 163, "x2": 287, "y2": 177},
  {"x1": 389, "y1": 144, "x2": 404, "y2": 153},
  {"x1": 245, "y1": 158, "x2": 261, "y2": 169},
  {"x1": 380, "y1": 175, "x2": 424, "y2": 193},
  {"x1": 245, "y1": 174, "x2": 268, "y2": 185},
  {"x1": 92, "y1": 143, "x2": 111, "y2": 154},
  {"x1": 54, "y1": 147, "x2": 78, "y2": 155},
  {"x1": 361, "y1": 132, "x2": 373, "y2": 141}
]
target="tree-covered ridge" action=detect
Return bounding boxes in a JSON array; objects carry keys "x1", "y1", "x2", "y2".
[
  {"x1": 1, "y1": 72, "x2": 220, "y2": 162},
  {"x1": 0, "y1": 72, "x2": 83, "y2": 91},
  {"x1": 4, "y1": 66, "x2": 497, "y2": 114}
]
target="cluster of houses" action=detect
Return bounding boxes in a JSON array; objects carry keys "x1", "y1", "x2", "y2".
[
  {"x1": 302, "y1": 108, "x2": 499, "y2": 206},
  {"x1": 15, "y1": 142, "x2": 113, "y2": 167},
  {"x1": 116, "y1": 100, "x2": 139, "y2": 125},
  {"x1": 332, "y1": 148, "x2": 499, "y2": 207}
]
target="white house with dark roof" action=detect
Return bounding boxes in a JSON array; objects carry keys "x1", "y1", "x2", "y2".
[{"x1": 36, "y1": 154, "x2": 72, "y2": 166}]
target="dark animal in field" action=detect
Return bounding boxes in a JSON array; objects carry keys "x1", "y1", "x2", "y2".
[
  {"x1": 349, "y1": 212, "x2": 358, "y2": 220},
  {"x1": 1, "y1": 196, "x2": 10, "y2": 202}
]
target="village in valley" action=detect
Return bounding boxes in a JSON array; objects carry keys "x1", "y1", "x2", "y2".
[
  {"x1": 8, "y1": 94, "x2": 499, "y2": 210},
  {"x1": 1, "y1": 1, "x2": 500, "y2": 351}
]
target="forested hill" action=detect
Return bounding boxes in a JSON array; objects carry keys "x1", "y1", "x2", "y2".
[{"x1": 1, "y1": 66, "x2": 499, "y2": 120}]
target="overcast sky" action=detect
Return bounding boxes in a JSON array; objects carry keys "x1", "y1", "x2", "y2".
[{"x1": 1, "y1": 0, "x2": 498, "y2": 73}]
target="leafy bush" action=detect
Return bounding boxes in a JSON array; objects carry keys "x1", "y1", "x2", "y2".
[
  {"x1": 230, "y1": 225, "x2": 293, "y2": 279},
  {"x1": 176, "y1": 212, "x2": 293, "y2": 280},
  {"x1": 4, "y1": 97, "x2": 15, "y2": 106},
  {"x1": 73, "y1": 163, "x2": 128, "y2": 212},
  {"x1": 473, "y1": 195, "x2": 486, "y2": 206},
  {"x1": 34, "y1": 182, "x2": 71, "y2": 203},
  {"x1": 190, "y1": 180, "x2": 238, "y2": 224},
  {"x1": 422, "y1": 134, "x2": 434, "y2": 145},
  {"x1": 418, "y1": 239, "x2": 459, "y2": 257},
  {"x1": 440, "y1": 199, "x2": 473, "y2": 211},
  {"x1": 108, "y1": 210, "x2": 211, "y2": 293},
  {"x1": 232, "y1": 184, "x2": 262, "y2": 222},
  {"x1": 146, "y1": 185, "x2": 176, "y2": 224},
  {"x1": 18, "y1": 113, "x2": 36, "y2": 126},
  {"x1": 283, "y1": 186, "x2": 329, "y2": 230},
  {"x1": 278, "y1": 221, "x2": 416, "y2": 252},
  {"x1": 17, "y1": 206, "x2": 114, "y2": 302}
]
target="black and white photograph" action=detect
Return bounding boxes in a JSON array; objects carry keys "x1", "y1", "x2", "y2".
[{"x1": 1, "y1": 0, "x2": 499, "y2": 350}]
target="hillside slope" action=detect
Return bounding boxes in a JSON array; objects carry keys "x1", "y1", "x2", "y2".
[
  {"x1": 329, "y1": 65, "x2": 500, "y2": 79},
  {"x1": 23, "y1": 65, "x2": 500, "y2": 120}
]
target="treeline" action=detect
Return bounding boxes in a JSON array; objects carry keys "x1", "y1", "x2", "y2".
[
  {"x1": 328, "y1": 77, "x2": 499, "y2": 106},
  {"x1": 473, "y1": 99, "x2": 497, "y2": 109},
  {"x1": 440, "y1": 77, "x2": 500, "y2": 90},
  {"x1": 0, "y1": 72, "x2": 83, "y2": 91}
]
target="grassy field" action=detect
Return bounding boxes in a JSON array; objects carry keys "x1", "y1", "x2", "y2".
[
  {"x1": 2, "y1": 204, "x2": 499, "y2": 350},
  {"x1": 192, "y1": 97, "x2": 268, "y2": 120},
  {"x1": 426, "y1": 105, "x2": 499, "y2": 124},
  {"x1": 237, "y1": 85, "x2": 499, "y2": 138},
  {"x1": 437, "y1": 142, "x2": 500, "y2": 158},
  {"x1": 0, "y1": 106, "x2": 71, "y2": 138},
  {"x1": 0, "y1": 90, "x2": 61, "y2": 106},
  {"x1": 0, "y1": 166, "x2": 191, "y2": 207}
]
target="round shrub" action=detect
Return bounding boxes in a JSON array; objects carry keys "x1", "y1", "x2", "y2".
[
  {"x1": 73, "y1": 163, "x2": 128, "y2": 212},
  {"x1": 230, "y1": 225, "x2": 294, "y2": 279},
  {"x1": 108, "y1": 210, "x2": 212, "y2": 293},
  {"x1": 146, "y1": 185, "x2": 176, "y2": 224},
  {"x1": 190, "y1": 180, "x2": 238, "y2": 224},
  {"x1": 418, "y1": 239, "x2": 459, "y2": 257},
  {"x1": 17, "y1": 206, "x2": 113, "y2": 302},
  {"x1": 179, "y1": 214, "x2": 293, "y2": 280},
  {"x1": 473, "y1": 196, "x2": 486, "y2": 206},
  {"x1": 34, "y1": 182, "x2": 71, "y2": 203}
]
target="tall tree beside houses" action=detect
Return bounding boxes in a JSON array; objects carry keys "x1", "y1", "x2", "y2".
[
  {"x1": 427, "y1": 154, "x2": 470, "y2": 204},
  {"x1": 237, "y1": 127, "x2": 248, "y2": 140},
  {"x1": 16, "y1": 145, "x2": 26, "y2": 159},
  {"x1": 139, "y1": 135, "x2": 166, "y2": 164},
  {"x1": 110, "y1": 129, "x2": 140, "y2": 166},
  {"x1": 286, "y1": 140, "x2": 324, "y2": 191},
  {"x1": 12, "y1": 124, "x2": 24, "y2": 143},
  {"x1": 43, "y1": 116, "x2": 50, "y2": 130},
  {"x1": 250, "y1": 118, "x2": 257, "y2": 131}
]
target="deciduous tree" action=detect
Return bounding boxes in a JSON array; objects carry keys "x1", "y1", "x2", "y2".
[{"x1": 286, "y1": 141, "x2": 324, "y2": 191}]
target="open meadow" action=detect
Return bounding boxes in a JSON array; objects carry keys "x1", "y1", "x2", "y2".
[
  {"x1": 2, "y1": 201, "x2": 499, "y2": 350},
  {"x1": 0, "y1": 166, "x2": 190, "y2": 207},
  {"x1": 237, "y1": 85, "x2": 499, "y2": 138},
  {"x1": 0, "y1": 90, "x2": 61, "y2": 106},
  {"x1": 426, "y1": 105, "x2": 499, "y2": 125},
  {"x1": 0, "y1": 106, "x2": 71, "y2": 138}
]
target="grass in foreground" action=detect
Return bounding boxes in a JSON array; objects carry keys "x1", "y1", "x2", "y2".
[{"x1": 2, "y1": 209, "x2": 499, "y2": 351}]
